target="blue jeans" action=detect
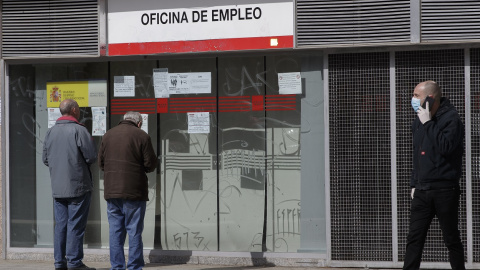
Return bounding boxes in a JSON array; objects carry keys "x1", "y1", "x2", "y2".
[
  {"x1": 107, "y1": 199, "x2": 146, "y2": 270},
  {"x1": 54, "y1": 192, "x2": 92, "y2": 269}
]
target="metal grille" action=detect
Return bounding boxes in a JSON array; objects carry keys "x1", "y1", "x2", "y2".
[
  {"x1": 395, "y1": 49, "x2": 466, "y2": 262},
  {"x1": 421, "y1": 0, "x2": 480, "y2": 41},
  {"x1": 329, "y1": 52, "x2": 392, "y2": 261},
  {"x1": 2, "y1": 0, "x2": 99, "y2": 58},
  {"x1": 471, "y1": 48, "x2": 480, "y2": 262},
  {"x1": 297, "y1": 0, "x2": 410, "y2": 47}
]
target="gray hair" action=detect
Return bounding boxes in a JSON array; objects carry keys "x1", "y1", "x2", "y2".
[
  {"x1": 59, "y1": 99, "x2": 78, "y2": 115},
  {"x1": 123, "y1": 111, "x2": 142, "y2": 125}
]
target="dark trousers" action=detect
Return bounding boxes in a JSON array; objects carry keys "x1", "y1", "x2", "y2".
[{"x1": 403, "y1": 188, "x2": 465, "y2": 270}]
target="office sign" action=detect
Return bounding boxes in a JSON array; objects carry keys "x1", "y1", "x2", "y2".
[
  {"x1": 108, "y1": 0, "x2": 294, "y2": 55},
  {"x1": 47, "y1": 80, "x2": 107, "y2": 108}
]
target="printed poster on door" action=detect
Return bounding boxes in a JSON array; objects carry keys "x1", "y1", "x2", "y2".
[
  {"x1": 188, "y1": 112, "x2": 210, "y2": 133},
  {"x1": 92, "y1": 107, "x2": 107, "y2": 136},
  {"x1": 168, "y1": 72, "x2": 211, "y2": 95},
  {"x1": 278, "y1": 72, "x2": 302, "y2": 94}
]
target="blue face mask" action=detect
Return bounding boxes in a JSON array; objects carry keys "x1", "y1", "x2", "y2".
[{"x1": 411, "y1": 97, "x2": 421, "y2": 112}]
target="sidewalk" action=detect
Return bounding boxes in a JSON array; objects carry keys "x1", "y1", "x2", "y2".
[{"x1": 0, "y1": 259, "x2": 392, "y2": 270}]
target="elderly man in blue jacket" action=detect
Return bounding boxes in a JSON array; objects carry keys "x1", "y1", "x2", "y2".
[
  {"x1": 43, "y1": 99, "x2": 97, "y2": 270},
  {"x1": 404, "y1": 81, "x2": 465, "y2": 270}
]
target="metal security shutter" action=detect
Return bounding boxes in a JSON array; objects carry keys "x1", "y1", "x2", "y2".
[
  {"x1": 2, "y1": 0, "x2": 99, "y2": 58},
  {"x1": 329, "y1": 52, "x2": 392, "y2": 261},
  {"x1": 422, "y1": 0, "x2": 480, "y2": 41},
  {"x1": 471, "y1": 48, "x2": 480, "y2": 262},
  {"x1": 297, "y1": 0, "x2": 410, "y2": 47},
  {"x1": 395, "y1": 49, "x2": 467, "y2": 262}
]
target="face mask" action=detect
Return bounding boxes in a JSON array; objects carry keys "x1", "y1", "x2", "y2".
[{"x1": 411, "y1": 97, "x2": 421, "y2": 112}]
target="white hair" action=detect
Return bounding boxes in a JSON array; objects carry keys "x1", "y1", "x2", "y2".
[{"x1": 123, "y1": 111, "x2": 142, "y2": 125}]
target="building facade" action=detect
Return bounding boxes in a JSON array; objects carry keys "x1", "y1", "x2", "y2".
[{"x1": 1, "y1": 0, "x2": 480, "y2": 268}]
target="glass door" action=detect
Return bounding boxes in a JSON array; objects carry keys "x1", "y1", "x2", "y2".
[
  {"x1": 217, "y1": 56, "x2": 267, "y2": 251},
  {"x1": 156, "y1": 54, "x2": 324, "y2": 252},
  {"x1": 158, "y1": 58, "x2": 218, "y2": 251}
]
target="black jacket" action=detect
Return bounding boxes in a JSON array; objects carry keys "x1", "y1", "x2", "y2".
[{"x1": 411, "y1": 97, "x2": 464, "y2": 189}]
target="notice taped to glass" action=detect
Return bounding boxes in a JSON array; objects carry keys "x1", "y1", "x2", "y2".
[
  {"x1": 92, "y1": 107, "x2": 107, "y2": 136},
  {"x1": 278, "y1": 72, "x2": 302, "y2": 94},
  {"x1": 168, "y1": 72, "x2": 211, "y2": 95},
  {"x1": 114, "y1": 76, "x2": 135, "y2": 97},
  {"x1": 140, "y1": 114, "x2": 148, "y2": 134},
  {"x1": 188, "y1": 112, "x2": 210, "y2": 133},
  {"x1": 153, "y1": 68, "x2": 169, "y2": 98},
  {"x1": 48, "y1": 108, "x2": 62, "y2": 128}
]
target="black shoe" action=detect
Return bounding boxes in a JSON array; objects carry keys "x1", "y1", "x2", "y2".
[
  {"x1": 55, "y1": 268, "x2": 67, "y2": 270},
  {"x1": 68, "y1": 264, "x2": 96, "y2": 270}
]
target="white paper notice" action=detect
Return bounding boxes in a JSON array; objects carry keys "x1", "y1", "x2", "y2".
[
  {"x1": 114, "y1": 76, "x2": 135, "y2": 97},
  {"x1": 88, "y1": 80, "x2": 108, "y2": 106},
  {"x1": 48, "y1": 108, "x2": 62, "y2": 128},
  {"x1": 140, "y1": 114, "x2": 148, "y2": 134},
  {"x1": 92, "y1": 107, "x2": 107, "y2": 136},
  {"x1": 188, "y1": 112, "x2": 210, "y2": 134},
  {"x1": 153, "y1": 68, "x2": 169, "y2": 98},
  {"x1": 278, "y1": 72, "x2": 302, "y2": 95},
  {"x1": 190, "y1": 73, "x2": 211, "y2": 94},
  {"x1": 168, "y1": 73, "x2": 189, "y2": 94},
  {"x1": 168, "y1": 72, "x2": 211, "y2": 95}
]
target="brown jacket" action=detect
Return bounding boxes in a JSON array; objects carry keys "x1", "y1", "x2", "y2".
[{"x1": 99, "y1": 120, "x2": 157, "y2": 200}]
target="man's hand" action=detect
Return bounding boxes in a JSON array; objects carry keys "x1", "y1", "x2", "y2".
[
  {"x1": 411, "y1": 188, "x2": 415, "y2": 199},
  {"x1": 417, "y1": 102, "x2": 431, "y2": 124}
]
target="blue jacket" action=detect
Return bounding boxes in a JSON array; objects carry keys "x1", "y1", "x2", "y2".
[
  {"x1": 42, "y1": 116, "x2": 97, "y2": 198},
  {"x1": 411, "y1": 97, "x2": 464, "y2": 189}
]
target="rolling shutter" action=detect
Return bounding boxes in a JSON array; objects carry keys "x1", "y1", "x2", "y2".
[
  {"x1": 329, "y1": 52, "x2": 392, "y2": 261},
  {"x1": 2, "y1": 0, "x2": 99, "y2": 58},
  {"x1": 297, "y1": 0, "x2": 410, "y2": 47},
  {"x1": 471, "y1": 48, "x2": 480, "y2": 262},
  {"x1": 422, "y1": 0, "x2": 480, "y2": 41}
]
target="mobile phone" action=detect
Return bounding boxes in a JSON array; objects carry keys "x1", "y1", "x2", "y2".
[{"x1": 422, "y1": 96, "x2": 435, "y2": 110}]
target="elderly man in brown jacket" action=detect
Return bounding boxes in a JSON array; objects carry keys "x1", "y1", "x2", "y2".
[{"x1": 98, "y1": 111, "x2": 157, "y2": 270}]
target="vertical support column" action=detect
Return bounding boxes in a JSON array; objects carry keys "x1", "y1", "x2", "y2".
[
  {"x1": 0, "y1": 2, "x2": 3, "y2": 60},
  {"x1": 465, "y1": 48, "x2": 473, "y2": 267},
  {"x1": 0, "y1": 2, "x2": 5, "y2": 260},
  {"x1": 299, "y1": 54, "x2": 326, "y2": 253},
  {"x1": 324, "y1": 54, "x2": 331, "y2": 262},
  {"x1": 1, "y1": 59, "x2": 6, "y2": 259},
  {"x1": 98, "y1": 0, "x2": 107, "y2": 56},
  {"x1": 410, "y1": 0, "x2": 421, "y2": 43},
  {"x1": 390, "y1": 51, "x2": 398, "y2": 264}
]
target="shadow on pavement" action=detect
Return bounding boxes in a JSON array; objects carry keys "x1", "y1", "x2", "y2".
[
  {"x1": 142, "y1": 263, "x2": 277, "y2": 269},
  {"x1": 197, "y1": 267, "x2": 277, "y2": 270}
]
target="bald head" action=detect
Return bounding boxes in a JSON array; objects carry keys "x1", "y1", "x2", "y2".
[
  {"x1": 416, "y1": 81, "x2": 442, "y2": 99},
  {"x1": 59, "y1": 99, "x2": 80, "y2": 120}
]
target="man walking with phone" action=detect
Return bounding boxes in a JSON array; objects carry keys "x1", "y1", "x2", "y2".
[{"x1": 404, "y1": 81, "x2": 465, "y2": 270}]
